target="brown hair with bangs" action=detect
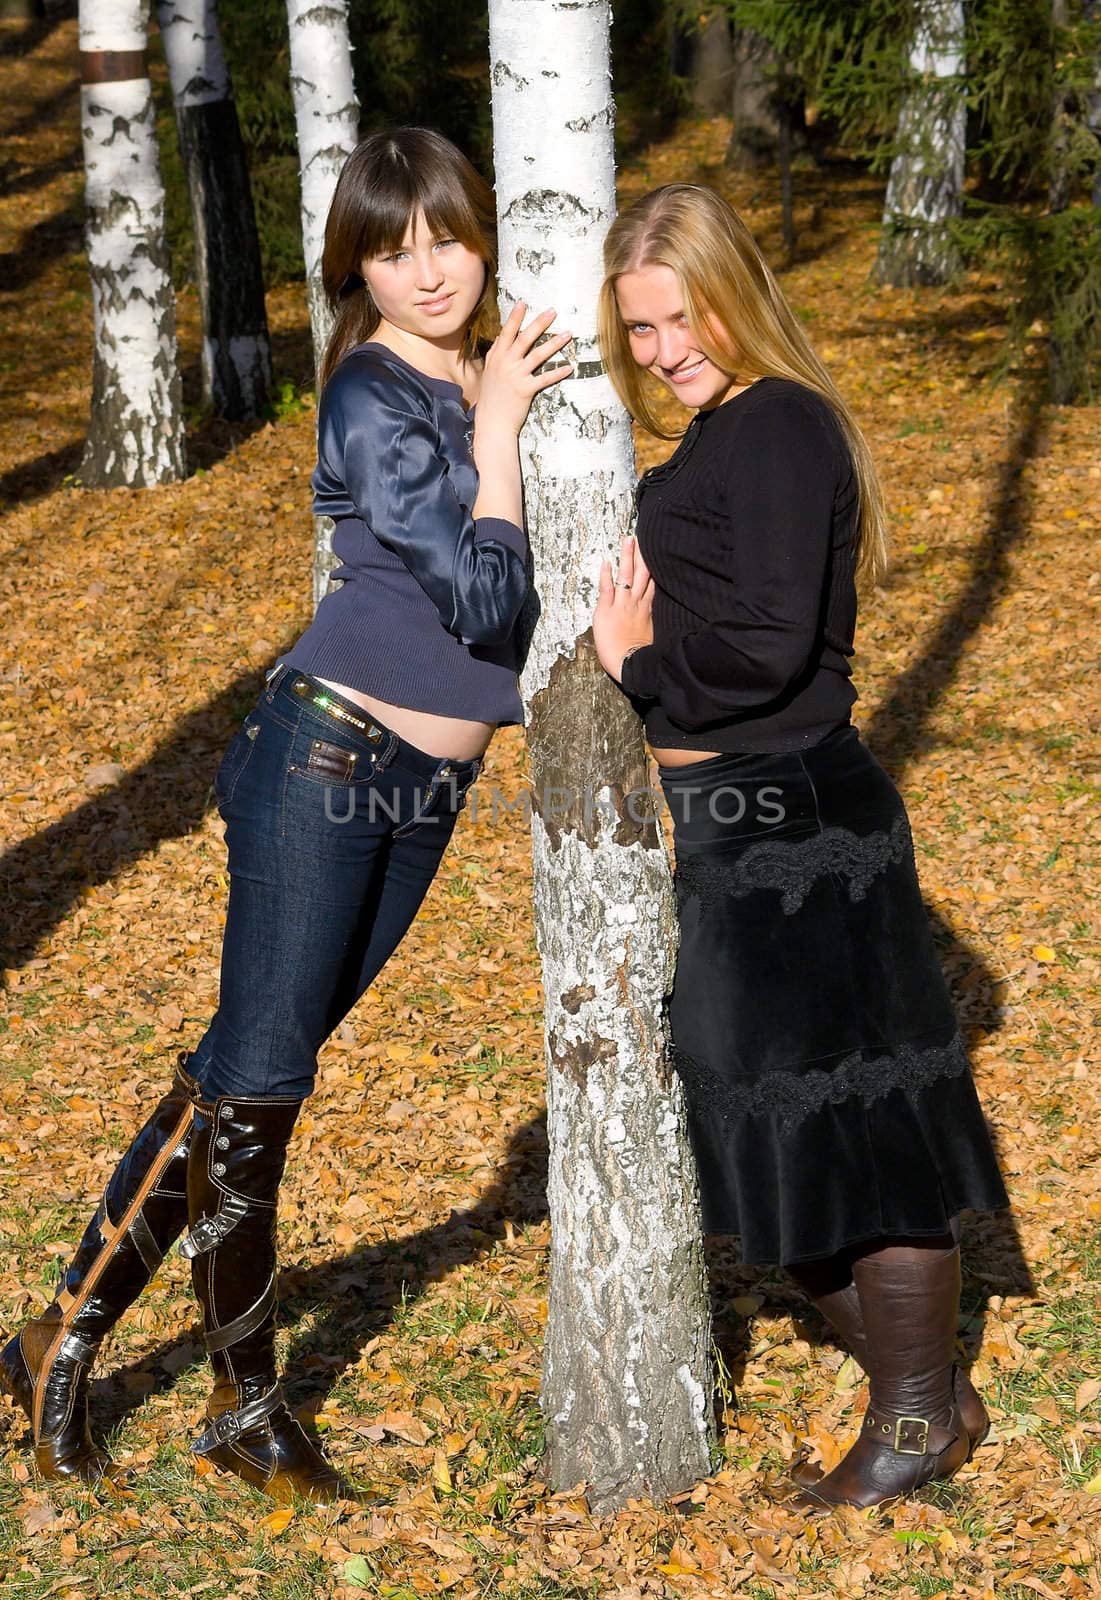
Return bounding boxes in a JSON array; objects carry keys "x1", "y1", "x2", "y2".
[
  {"x1": 598, "y1": 184, "x2": 889, "y2": 590},
  {"x1": 319, "y1": 127, "x2": 499, "y2": 391}
]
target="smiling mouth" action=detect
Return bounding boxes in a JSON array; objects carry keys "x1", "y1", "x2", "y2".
[
  {"x1": 665, "y1": 358, "x2": 706, "y2": 384},
  {"x1": 417, "y1": 293, "x2": 454, "y2": 313}
]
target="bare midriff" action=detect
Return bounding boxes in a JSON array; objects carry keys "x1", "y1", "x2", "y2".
[
  {"x1": 315, "y1": 679, "x2": 495, "y2": 761},
  {"x1": 649, "y1": 746, "x2": 723, "y2": 767}
]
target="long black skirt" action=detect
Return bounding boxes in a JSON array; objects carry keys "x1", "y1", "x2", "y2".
[{"x1": 658, "y1": 724, "x2": 1008, "y2": 1266}]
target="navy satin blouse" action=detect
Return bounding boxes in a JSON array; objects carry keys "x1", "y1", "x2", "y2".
[{"x1": 280, "y1": 343, "x2": 529, "y2": 725}]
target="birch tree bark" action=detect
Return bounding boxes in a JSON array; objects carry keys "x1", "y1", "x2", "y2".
[
  {"x1": 79, "y1": 0, "x2": 185, "y2": 486},
  {"x1": 285, "y1": 0, "x2": 359, "y2": 604},
  {"x1": 157, "y1": 0, "x2": 272, "y2": 420},
  {"x1": 1087, "y1": 0, "x2": 1101, "y2": 207},
  {"x1": 1088, "y1": 0, "x2": 1101, "y2": 207},
  {"x1": 489, "y1": 0, "x2": 714, "y2": 1513},
  {"x1": 875, "y1": 0, "x2": 967, "y2": 287}
]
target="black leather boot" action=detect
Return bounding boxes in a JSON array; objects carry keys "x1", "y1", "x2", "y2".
[
  {"x1": 182, "y1": 1083, "x2": 375, "y2": 1505},
  {"x1": 790, "y1": 1244, "x2": 974, "y2": 1509},
  {"x1": 0, "y1": 1053, "x2": 196, "y2": 1481},
  {"x1": 787, "y1": 1263, "x2": 988, "y2": 1492}
]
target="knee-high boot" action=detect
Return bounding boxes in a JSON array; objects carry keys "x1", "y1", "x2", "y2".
[
  {"x1": 0, "y1": 1053, "x2": 197, "y2": 1481},
  {"x1": 787, "y1": 1250, "x2": 988, "y2": 1491},
  {"x1": 181, "y1": 1082, "x2": 372, "y2": 1504},
  {"x1": 791, "y1": 1244, "x2": 975, "y2": 1509}
]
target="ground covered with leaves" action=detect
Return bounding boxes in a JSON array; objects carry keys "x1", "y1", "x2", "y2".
[{"x1": 1, "y1": 17, "x2": 1099, "y2": 1600}]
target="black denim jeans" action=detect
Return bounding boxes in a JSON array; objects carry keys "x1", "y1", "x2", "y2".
[{"x1": 186, "y1": 665, "x2": 481, "y2": 1101}]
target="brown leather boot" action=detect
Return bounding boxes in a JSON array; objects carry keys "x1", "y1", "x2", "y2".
[
  {"x1": 790, "y1": 1244, "x2": 974, "y2": 1509},
  {"x1": 787, "y1": 1266, "x2": 988, "y2": 1490},
  {"x1": 181, "y1": 1083, "x2": 380, "y2": 1505},
  {"x1": 0, "y1": 1053, "x2": 196, "y2": 1482}
]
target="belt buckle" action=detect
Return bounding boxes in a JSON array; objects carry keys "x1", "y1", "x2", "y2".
[
  {"x1": 893, "y1": 1415, "x2": 929, "y2": 1455},
  {"x1": 290, "y1": 675, "x2": 384, "y2": 742}
]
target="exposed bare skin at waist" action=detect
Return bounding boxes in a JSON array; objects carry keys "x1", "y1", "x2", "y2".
[
  {"x1": 313, "y1": 678, "x2": 495, "y2": 761},
  {"x1": 649, "y1": 746, "x2": 723, "y2": 767}
]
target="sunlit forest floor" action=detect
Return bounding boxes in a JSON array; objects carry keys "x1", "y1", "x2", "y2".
[{"x1": 1, "y1": 15, "x2": 1099, "y2": 1600}]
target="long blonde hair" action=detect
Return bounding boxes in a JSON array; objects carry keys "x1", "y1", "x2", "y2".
[{"x1": 598, "y1": 184, "x2": 888, "y2": 589}]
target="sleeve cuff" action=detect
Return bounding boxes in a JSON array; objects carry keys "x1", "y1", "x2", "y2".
[
  {"x1": 620, "y1": 644, "x2": 661, "y2": 700},
  {"x1": 473, "y1": 516, "x2": 527, "y2": 557}
]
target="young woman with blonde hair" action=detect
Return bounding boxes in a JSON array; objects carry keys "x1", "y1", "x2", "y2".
[
  {"x1": 2, "y1": 128, "x2": 571, "y2": 1502},
  {"x1": 592, "y1": 184, "x2": 1007, "y2": 1510}
]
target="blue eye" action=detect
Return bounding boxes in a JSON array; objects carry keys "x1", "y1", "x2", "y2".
[{"x1": 628, "y1": 323, "x2": 651, "y2": 335}]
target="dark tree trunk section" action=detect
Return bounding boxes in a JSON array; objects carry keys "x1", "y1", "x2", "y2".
[
  {"x1": 176, "y1": 97, "x2": 271, "y2": 420},
  {"x1": 726, "y1": 26, "x2": 806, "y2": 171},
  {"x1": 669, "y1": 8, "x2": 734, "y2": 117},
  {"x1": 779, "y1": 107, "x2": 796, "y2": 260}
]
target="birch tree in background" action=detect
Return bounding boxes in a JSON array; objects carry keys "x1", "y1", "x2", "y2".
[
  {"x1": 489, "y1": 0, "x2": 714, "y2": 1513},
  {"x1": 1081, "y1": 0, "x2": 1101, "y2": 208},
  {"x1": 285, "y1": 0, "x2": 359, "y2": 604},
  {"x1": 1088, "y1": 0, "x2": 1101, "y2": 207},
  {"x1": 79, "y1": 0, "x2": 185, "y2": 486},
  {"x1": 157, "y1": 0, "x2": 271, "y2": 420},
  {"x1": 875, "y1": 0, "x2": 966, "y2": 287}
]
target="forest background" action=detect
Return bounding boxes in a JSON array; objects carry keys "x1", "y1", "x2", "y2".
[{"x1": 0, "y1": 2, "x2": 1099, "y2": 1598}]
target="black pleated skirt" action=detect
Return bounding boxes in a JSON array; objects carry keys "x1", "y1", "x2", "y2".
[{"x1": 658, "y1": 724, "x2": 1008, "y2": 1266}]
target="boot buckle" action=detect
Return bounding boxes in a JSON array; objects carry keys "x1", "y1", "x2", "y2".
[
  {"x1": 179, "y1": 1198, "x2": 247, "y2": 1259},
  {"x1": 180, "y1": 1215, "x2": 230, "y2": 1259},
  {"x1": 893, "y1": 1415, "x2": 930, "y2": 1455}
]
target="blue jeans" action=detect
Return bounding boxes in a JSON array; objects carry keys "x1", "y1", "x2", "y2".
[{"x1": 187, "y1": 664, "x2": 482, "y2": 1101}]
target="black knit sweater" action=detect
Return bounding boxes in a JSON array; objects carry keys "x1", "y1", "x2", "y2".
[{"x1": 619, "y1": 378, "x2": 861, "y2": 753}]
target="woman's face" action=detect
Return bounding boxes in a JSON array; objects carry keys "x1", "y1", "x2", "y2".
[
  {"x1": 362, "y1": 208, "x2": 487, "y2": 344},
  {"x1": 614, "y1": 263, "x2": 738, "y2": 410}
]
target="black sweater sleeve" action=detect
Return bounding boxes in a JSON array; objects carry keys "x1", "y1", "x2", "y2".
[{"x1": 620, "y1": 391, "x2": 841, "y2": 730}]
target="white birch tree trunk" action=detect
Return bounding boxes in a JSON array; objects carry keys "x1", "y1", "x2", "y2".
[
  {"x1": 1087, "y1": 0, "x2": 1101, "y2": 207},
  {"x1": 79, "y1": 0, "x2": 185, "y2": 486},
  {"x1": 157, "y1": 0, "x2": 272, "y2": 420},
  {"x1": 285, "y1": 0, "x2": 359, "y2": 605},
  {"x1": 875, "y1": 0, "x2": 967, "y2": 287},
  {"x1": 489, "y1": 0, "x2": 714, "y2": 1513}
]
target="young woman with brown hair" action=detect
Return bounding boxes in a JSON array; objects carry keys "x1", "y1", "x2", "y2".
[
  {"x1": 1, "y1": 128, "x2": 571, "y2": 1503},
  {"x1": 591, "y1": 184, "x2": 1008, "y2": 1510}
]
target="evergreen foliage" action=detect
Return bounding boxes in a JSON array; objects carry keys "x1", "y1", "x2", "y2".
[{"x1": 723, "y1": 0, "x2": 1101, "y2": 401}]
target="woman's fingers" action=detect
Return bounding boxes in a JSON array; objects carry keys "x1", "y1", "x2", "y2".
[
  {"x1": 514, "y1": 307, "x2": 559, "y2": 358},
  {"x1": 488, "y1": 300, "x2": 526, "y2": 355},
  {"x1": 616, "y1": 534, "x2": 636, "y2": 590},
  {"x1": 532, "y1": 359, "x2": 573, "y2": 392},
  {"x1": 597, "y1": 559, "x2": 614, "y2": 602}
]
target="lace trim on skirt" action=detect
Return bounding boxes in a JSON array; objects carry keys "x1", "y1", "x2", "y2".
[
  {"x1": 676, "y1": 811, "x2": 912, "y2": 916},
  {"x1": 671, "y1": 1032, "x2": 970, "y2": 1136}
]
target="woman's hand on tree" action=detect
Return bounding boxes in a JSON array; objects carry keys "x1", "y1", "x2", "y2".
[
  {"x1": 476, "y1": 301, "x2": 573, "y2": 439},
  {"x1": 593, "y1": 535, "x2": 654, "y2": 683}
]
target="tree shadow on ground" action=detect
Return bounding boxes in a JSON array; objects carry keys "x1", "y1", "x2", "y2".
[
  {"x1": 0, "y1": 147, "x2": 81, "y2": 202},
  {"x1": 0, "y1": 6, "x2": 71, "y2": 64},
  {"x1": 865, "y1": 381, "x2": 1047, "y2": 775},
  {"x1": 0, "y1": 439, "x2": 83, "y2": 507},
  {"x1": 2, "y1": 77, "x2": 80, "y2": 146},
  {"x1": 0, "y1": 653, "x2": 299, "y2": 976},
  {"x1": 0, "y1": 202, "x2": 83, "y2": 295}
]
